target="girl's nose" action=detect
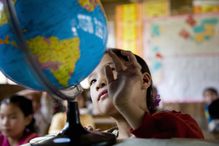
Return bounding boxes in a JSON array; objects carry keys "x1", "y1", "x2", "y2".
[
  {"x1": 96, "y1": 73, "x2": 107, "y2": 91},
  {"x1": 96, "y1": 82, "x2": 106, "y2": 91}
]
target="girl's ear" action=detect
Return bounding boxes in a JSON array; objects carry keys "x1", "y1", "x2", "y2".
[
  {"x1": 142, "y1": 72, "x2": 151, "y2": 89},
  {"x1": 25, "y1": 115, "x2": 32, "y2": 127}
]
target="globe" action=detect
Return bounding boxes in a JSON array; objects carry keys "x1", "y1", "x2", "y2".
[{"x1": 0, "y1": 0, "x2": 108, "y2": 90}]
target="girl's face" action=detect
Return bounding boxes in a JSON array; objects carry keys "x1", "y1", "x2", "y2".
[
  {"x1": 0, "y1": 103, "x2": 31, "y2": 139},
  {"x1": 88, "y1": 53, "x2": 117, "y2": 115},
  {"x1": 204, "y1": 91, "x2": 218, "y2": 104}
]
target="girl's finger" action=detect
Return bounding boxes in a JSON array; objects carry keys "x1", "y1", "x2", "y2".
[
  {"x1": 105, "y1": 65, "x2": 114, "y2": 84},
  {"x1": 107, "y1": 50, "x2": 125, "y2": 72},
  {"x1": 121, "y1": 50, "x2": 141, "y2": 69}
]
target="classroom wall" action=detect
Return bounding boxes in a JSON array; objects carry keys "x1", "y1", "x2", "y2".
[{"x1": 144, "y1": 13, "x2": 219, "y2": 102}]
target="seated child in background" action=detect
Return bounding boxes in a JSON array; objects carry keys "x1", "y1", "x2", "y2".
[
  {"x1": 88, "y1": 48, "x2": 204, "y2": 139},
  {"x1": 208, "y1": 97, "x2": 219, "y2": 133},
  {"x1": 48, "y1": 93, "x2": 95, "y2": 135},
  {"x1": 203, "y1": 87, "x2": 219, "y2": 132},
  {"x1": 0, "y1": 95, "x2": 38, "y2": 146},
  {"x1": 16, "y1": 89, "x2": 54, "y2": 136}
]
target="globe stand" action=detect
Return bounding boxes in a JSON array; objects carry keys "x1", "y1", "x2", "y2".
[
  {"x1": 30, "y1": 100, "x2": 116, "y2": 146},
  {"x1": 4, "y1": 0, "x2": 117, "y2": 145}
]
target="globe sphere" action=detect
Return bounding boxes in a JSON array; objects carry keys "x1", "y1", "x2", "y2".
[{"x1": 0, "y1": 0, "x2": 108, "y2": 90}]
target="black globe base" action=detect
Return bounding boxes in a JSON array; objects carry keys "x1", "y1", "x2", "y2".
[
  {"x1": 30, "y1": 130, "x2": 116, "y2": 146},
  {"x1": 30, "y1": 101, "x2": 116, "y2": 146}
]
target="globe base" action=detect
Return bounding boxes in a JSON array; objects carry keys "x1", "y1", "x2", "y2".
[
  {"x1": 30, "y1": 131, "x2": 116, "y2": 146},
  {"x1": 30, "y1": 101, "x2": 116, "y2": 146}
]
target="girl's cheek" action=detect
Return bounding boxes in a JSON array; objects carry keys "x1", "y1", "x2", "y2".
[{"x1": 90, "y1": 90, "x2": 96, "y2": 102}]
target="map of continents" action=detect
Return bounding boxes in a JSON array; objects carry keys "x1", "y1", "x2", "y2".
[
  {"x1": 27, "y1": 36, "x2": 80, "y2": 87},
  {"x1": 0, "y1": 0, "x2": 81, "y2": 87}
]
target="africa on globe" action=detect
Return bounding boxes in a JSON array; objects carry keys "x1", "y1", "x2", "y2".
[{"x1": 0, "y1": 0, "x2": 108, "y2": 90}]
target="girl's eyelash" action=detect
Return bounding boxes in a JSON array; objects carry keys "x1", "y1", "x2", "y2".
[
  {"x1": 89, "y1": 79, "x2": 96, "y2": 86},
  {"x1": 111, "y1": 67, "x2": 115, "y2": 71}
]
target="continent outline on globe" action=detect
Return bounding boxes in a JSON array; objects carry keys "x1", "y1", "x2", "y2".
[{"x1": 0, "y1": 0, "x2": 108, "y2": 90}]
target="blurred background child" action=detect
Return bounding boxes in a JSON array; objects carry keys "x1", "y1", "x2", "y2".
[
  {"x1": 16, "y1": 89, "x2": 54, "y2": 136},
  {"x1": 208, "y1": 98, "x2": 219, "y2": 133},
  {"x1": 0, "y1": 95, "x2": 38, "y2": 146},
  {"x1": 48, "y1": 92, "x2": 95, "y2": 135},
  {"x1": 202, "y1": 87, "x2": 219, "y2": 132}
]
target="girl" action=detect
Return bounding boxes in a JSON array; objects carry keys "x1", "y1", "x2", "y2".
[
  {"x1": 88, "y1": 48, "x2": 204, "y2": 139},
  {"x1": 0, "y1": 95, "x2": 38, "y2": 146},
  {"x1": 202, "y1": 87, "x2": 219, "y2": 132}
]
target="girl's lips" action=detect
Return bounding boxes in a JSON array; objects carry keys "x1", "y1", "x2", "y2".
[
  {"x1": 2, "y1": 128, "x2": 11, "y2": 133},
  {"x1": 98, "y1": 90, "x2": 108, "y2": 101}
]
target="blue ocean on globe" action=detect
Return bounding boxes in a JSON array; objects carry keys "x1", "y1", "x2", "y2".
[{"x1": 0, "y1": 0, "x2": 108, "y2": 90}]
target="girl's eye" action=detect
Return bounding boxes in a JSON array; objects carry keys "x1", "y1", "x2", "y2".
[
  {"x1": 9, "y1": 115, "x2": 17, "y2": 119},
  {"x1": 89, "y1": 79, "x2": 96, "y2": 86},
  {"x1": 111, "y1": 67, "x2": 116, "y2": 71}
]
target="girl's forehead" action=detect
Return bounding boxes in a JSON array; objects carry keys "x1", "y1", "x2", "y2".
[
  {"x1": 205, "y1": 91, "x2": 216, "y2": 95},
  {"x1": 0, "y1": 103, "x2": 21, "y2": 114},
  {"x1": 99, "y1": 54, "x2": 113, "y2": 66},
  {"x1": 89, "y1": 54, "x2": 113, "y2": 76}
]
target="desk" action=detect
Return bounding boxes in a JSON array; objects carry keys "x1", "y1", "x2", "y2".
[
  {"x1": 115, "y1": 138, "x2": 219, "y2": 146},
  {"x1": 23, "y1": 137, "x2": 218, "y2": 146}
]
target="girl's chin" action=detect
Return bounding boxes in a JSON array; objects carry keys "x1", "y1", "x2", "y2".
[
  {"x1": 100, "y1": 105, "x2": 117, "y2": 116},
  {"x1": 100, "y1": 107, "x2": 112, "y2": 114}
]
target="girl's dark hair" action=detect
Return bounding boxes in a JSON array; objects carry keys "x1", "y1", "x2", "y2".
[
  {"x1": 0, "y1": 95, "x2": 36, "y2": 132},
  {"x1": 203, "y1": 87, "x2": 218, "y2": 96},
  {"x1": 107, "y1": 48, "x2": 159, "y2": 113}
]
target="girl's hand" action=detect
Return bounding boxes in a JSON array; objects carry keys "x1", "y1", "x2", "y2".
[
  {"x1": 105, "y1": 50, "x2": 143, "y2": 106},
  {"x1": 105, "y1": 50, "x2": 148, "y2": 129}
]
